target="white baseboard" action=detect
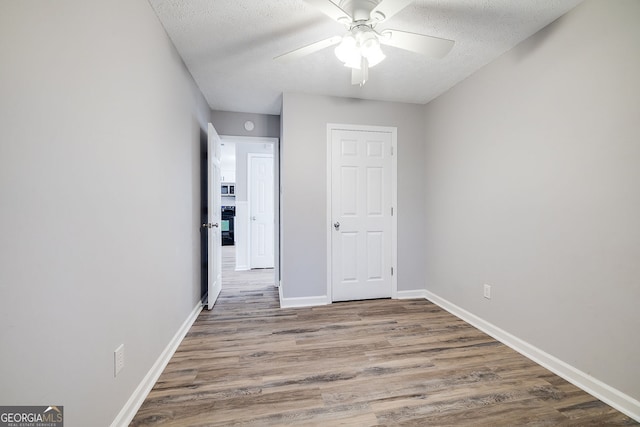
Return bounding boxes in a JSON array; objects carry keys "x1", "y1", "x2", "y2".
[
  {"x1": 396, "y1": 289, "x2": 428, "y2": 299},
  {"x1": 277, "y1": 288, "x2": 426, "y2": 307},
  {"x1": 424, "y1": 290, "x2": 640, "y2": 423},
  {"x1": 110, "y1": 302, "x2": 204, "y2": 427},
  {"x1": 279, "y1": 288, "x2": 329, "y2": 308}
]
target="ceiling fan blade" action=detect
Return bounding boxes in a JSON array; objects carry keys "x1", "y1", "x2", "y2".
[
  {"x1": 380, "y1": 29, "x2": 454, "y2": 58},
  {"x1": 370, "y1": 0, "x2": 414, "y2": 22},
  {"x1": 304, "y1": 0, "x2": 351, "y2": 23},
  {"x1": 274, "y1": 36, "x2": 342, "y2": 62}
]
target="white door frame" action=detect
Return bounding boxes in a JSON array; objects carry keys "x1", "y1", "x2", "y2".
[
  {"x1": 326, "y1": 123, "x2": 398, "y2": 302},
  {"x1": 219, "y1": 135, "x2": 280, "y2": 283}
]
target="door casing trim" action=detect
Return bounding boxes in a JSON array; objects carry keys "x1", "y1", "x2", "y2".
[{"x1": 219, "y1": 135, "x2": 280, "y2": 284}]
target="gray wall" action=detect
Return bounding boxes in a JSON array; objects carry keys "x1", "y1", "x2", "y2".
[
  {"x1": 0, "y1": 1, "x2": 210, "y2": 425},
  {"x1": 281, "y1": 93, "x2": 426, "y2": 299},
  {"x1": 211, "y1": 110, "x2": 280, "y2": 138},
  {"x1": 422, "y1": 0, "x2": 640, "y2": 401}
]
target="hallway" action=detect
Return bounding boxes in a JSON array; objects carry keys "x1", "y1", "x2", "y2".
[{"x1": 220, "y1": 245, "x2": 275, "y2": 297}]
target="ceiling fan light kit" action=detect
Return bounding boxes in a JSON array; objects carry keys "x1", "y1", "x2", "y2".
[
  {"x1": 334, "y1": 26, "x2": 386, "y2": 73},
  {"x1": 276, "y1": 0, "x2": 455, "y2": 86}
]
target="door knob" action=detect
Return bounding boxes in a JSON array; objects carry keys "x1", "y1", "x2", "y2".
[
  {"x1": 251, "y1": 216, "x2": 257, "y2": 221},
  {"x1": 202, "y1": 223, "x2": 219, "y2": 229},
  {"x1": 333, "y1": 221, "x2": 340, "y2": 230}
]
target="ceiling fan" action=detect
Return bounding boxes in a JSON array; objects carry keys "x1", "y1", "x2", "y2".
[{"x1": 275, "y1": 0, "x2": 455, "y2": 86}]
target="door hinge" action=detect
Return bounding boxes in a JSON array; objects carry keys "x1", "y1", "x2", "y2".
[
  {"x1": 391, "y1": 267, "x2": 394, "y2": 276},
  {"x1": 391, "y1": 146, "x2": 394, "y2": 156},
  {"x1": 391, "y1": 206, "x2": 394, "y2": 216}
]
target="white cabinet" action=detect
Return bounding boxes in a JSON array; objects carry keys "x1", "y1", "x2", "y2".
[{"x1": 221, "y1": 169, "x2": 235, "y2": 183}]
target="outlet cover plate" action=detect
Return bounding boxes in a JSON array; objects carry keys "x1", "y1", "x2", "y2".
[
  {"x1": 114, "y1": 344, "x2": 125, "y2": 377},
  {"x1": 483, "y1": 284, "x2": 491, "y2": 299}
]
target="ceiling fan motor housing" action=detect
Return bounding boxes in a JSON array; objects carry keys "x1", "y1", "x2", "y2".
[{"x1": 338, "y1": 0, "x2": 383, "y2": 22}]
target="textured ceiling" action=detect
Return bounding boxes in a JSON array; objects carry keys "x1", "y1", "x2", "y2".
[{"x1": 149, "y1": 0, "x2": 583, "y2": 114}]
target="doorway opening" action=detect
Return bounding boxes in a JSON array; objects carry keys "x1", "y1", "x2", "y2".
[{"x1": 219, "y1": 136, "x2": 279, "y2": 294}]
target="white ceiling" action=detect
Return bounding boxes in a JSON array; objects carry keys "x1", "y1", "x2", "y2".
[{"x1": 149, "y1": 0, "x2": 583, "y2": 115}]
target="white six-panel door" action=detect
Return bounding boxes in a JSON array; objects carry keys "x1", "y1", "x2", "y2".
[
  {"x1": 330, "y1": 126, "x2": 395, "y2": 301},
  {"x1": 249, "y1": 153, "x2": 274, "y2": 269}
]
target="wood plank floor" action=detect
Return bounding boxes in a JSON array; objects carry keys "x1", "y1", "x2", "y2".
[{"x1": 131, "y1": 247, "x2": 637, "y2": 426}]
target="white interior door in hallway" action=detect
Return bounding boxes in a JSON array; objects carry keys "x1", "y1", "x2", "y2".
[
  {"x1": 329, "y1": 125, "x2": 397, "y2": 302},
  {"x1": 205, "y1": 123, "x2": 222, "y2": 309},
  {"x1": 249, "y1": 153, "x2": 274, "y2": 269}
]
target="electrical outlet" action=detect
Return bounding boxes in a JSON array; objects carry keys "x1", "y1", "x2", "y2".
[
  {"x1": 114, "y1": 344, "x2": 125, "y2": 377},
  {"x1": 483, "y1": 284, "x2": 491, "y2": 299}
]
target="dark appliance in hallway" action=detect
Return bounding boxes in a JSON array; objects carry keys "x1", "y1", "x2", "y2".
[{"x1": 221, "y1": 206, "x2": 235, "y2": 246}]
